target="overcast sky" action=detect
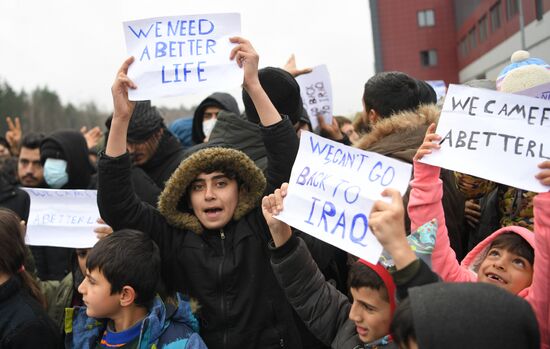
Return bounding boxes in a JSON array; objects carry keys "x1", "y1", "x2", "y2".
[{"x1": 0, "y1": 0, "x2": 374, "y2": 117}]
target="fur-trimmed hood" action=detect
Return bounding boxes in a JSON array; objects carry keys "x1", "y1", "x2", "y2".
[
  {"x1": 158, "y1": 147, "x2": 266, "y2": 234},
  {"x1": 355, "y1": 104, "x2": 441, "y2": 163}
]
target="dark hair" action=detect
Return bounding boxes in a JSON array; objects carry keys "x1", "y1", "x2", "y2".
[
  {"x1": 334, "y1": 116, "x2": 352, "y2": 128},
  {"x1": 362, "y1": 71, "x2": 422, "y2": 118},
  {"x1": 86, "y1": 229, "x2": 160, "y2": 307},
  {"x1": 348, "y1": 261, "x2": 389, "y2": 302},
  {"x1": 489, "y1": 232, "x2": 534, "y2": 266},
  {"x1": 0, "y1": 208, "x2": 46, "y2": 307},
  {"x1": 21, "y1": 132, "x2": 45, "y2": 150},
  {"x1": 390, "y1": 298, "x2": 416, "y2": 346}
]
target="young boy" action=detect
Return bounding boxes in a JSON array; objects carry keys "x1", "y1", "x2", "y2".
[
  {"x1": 64, "y1": 229, "x2": 207, "y2": 349},
  {"x1": 98, "y1": 37, "x2": 306, "y2": 348},
  {"x1": 261, "y1": 184, "x2": 399, "y2": 348}
]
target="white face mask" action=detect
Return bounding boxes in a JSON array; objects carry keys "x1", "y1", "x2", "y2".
[{"x1": 202, "y1": 118, "x2": 217, "y2": 140}]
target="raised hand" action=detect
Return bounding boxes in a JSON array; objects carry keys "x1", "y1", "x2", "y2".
[
  {"x1": 413, "y1": 123, "x2": 441, "y2": 161},
  {"x1": 81, "y1": 126, "x2": 103, "y2": 150},
  {"x1": 283, "y1": 54, "x2": 312, "y2": 78},
  {"x1": 369, "y1": 188, "x2": 416, "y2": 270},
  {"x1": 5, "y1": 116, "x2": 22, "y2": 155},
  {"x1": 261, "y1": 183, "x2": 292, "y2": 247},
  {"x1": 111, "y1": 56, "x2": 137, "y2": 123},
  {"x1": 536, "y1": 160, "x2": 550, "y2": 187},
  {"x1": 318, "y1": 115, "x2": 343, "y2": 141},
  {"x1": 229, "y1": 36, "x2": 260, "y2": 91}
]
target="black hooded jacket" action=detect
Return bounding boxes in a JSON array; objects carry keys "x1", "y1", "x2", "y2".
[
  {"x1": 98, "y1": 118, "x2": 304, "y2": 349},
  {"x1": 40, "y1": 130, "x2": 94, "y2": 190},
  {"x1": 191, "y1": 92, "x2": 240, "y2": 144},
  {"x1": 0, "y1": 176, "x2": 30, "y2": 222}
]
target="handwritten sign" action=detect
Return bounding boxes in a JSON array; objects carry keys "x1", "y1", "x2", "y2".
[
  {"x1": 517, "y1": 82, "x2": 550, "y2": 100},
  {"x1": 276, "y1": 131, "x2": 412, "y2": 263},
  {"x1": 421, "y1": 84, "x2": 550, "y2": 193},
  {"x1": 123, "y1": 13, "x2": 242, "y2": 100},
  {"x1": 24, "y1": 188, "x2": 104, "y2": 248},
  {"x1": 296, "y1": 65, "x2": 333, "y2": 131}
]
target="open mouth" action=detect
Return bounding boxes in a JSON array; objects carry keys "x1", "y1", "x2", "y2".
[
  {"x1": 204, "y1": 207, "x2": 223, "y2": 217},
  {"x1": 486, "y1": 273, "x2": 506, "y2": 284}
]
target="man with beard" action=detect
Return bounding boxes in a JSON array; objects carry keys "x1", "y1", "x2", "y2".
[{"x1": 17, "y1": 132, "x2": 46, "y2": 188}]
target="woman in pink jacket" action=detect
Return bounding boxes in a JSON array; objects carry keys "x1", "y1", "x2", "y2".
[{"x1": 410, "y1": 123, "x2": 550, "y2": 349}]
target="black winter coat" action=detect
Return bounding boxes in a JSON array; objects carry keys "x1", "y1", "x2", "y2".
[
  {"x1": 98, "y1": 118, "x2": 303, "y2": 349},
  {"x1": 0, "y1": 275, "x2": 60, "y2": 348}
]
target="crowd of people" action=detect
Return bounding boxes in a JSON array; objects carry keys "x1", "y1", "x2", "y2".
[{"x1": 0, "y1": 36, "x2": 549, "y2": 349}]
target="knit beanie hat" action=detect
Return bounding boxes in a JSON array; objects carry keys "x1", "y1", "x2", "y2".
[
  {"x1": 496, "y1": 50, "x2": 550, "y2": 92},
  {"x1": 105, "y1": 101, "x2": 165, "y2": 142},
  {"x1": 243, "y1": 67, "x2": 302, "y2": 125}
]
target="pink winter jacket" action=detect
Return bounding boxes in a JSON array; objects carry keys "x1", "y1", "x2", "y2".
[{"x1": 408, "y1": 161, "x2": 550, "y2": 349}]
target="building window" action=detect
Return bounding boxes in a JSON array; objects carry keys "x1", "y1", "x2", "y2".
[
  {"x1": 459, "y1": 38, "x2": 468, "y2": 57},
  {"x1": 478, "y1": 16, "x2": 488, "y2": 42},
  {"x1": 418, "y1": 9, "x2": 435, "y2": 27},
  {"x1": 420, "y1": 50, "x2": 438, "y2": 66},
  {"x1": 536, "y1": 0, "x2": 543, "y2": 20},
  {"x1": 468, "y1": 27, "x2": 477, "y2": 50},
  {"x1": 506, "y1": 0, "x2": 519, "y2": 19},
  {"x1": 490, "y1": 1, "x2": 502, "y2": 32}
]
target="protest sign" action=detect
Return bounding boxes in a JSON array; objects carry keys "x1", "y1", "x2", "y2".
[
  {"x1": 427, "y1": 80, "x2": 447, "y2": 101},
  {"x1": 296, "y1": 65, "x2": 333, "y2": 131},
  {"x1": 516, "y1": 82, "x2": 550, "y2": 100},
  {"x1": 276, "y1": 131, "x2": 412, "y2": 264},
  {"x1": 123, "y1": 13, "x2": 241, "y2": 100},
  {"x1": 24, "y1": 188, "x2": 104, "y2": 248},
  {"x1": 420, "y1": 84, "x2": 550, "y2": 193}
]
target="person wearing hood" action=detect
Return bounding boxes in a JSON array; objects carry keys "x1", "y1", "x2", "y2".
[
  {"x1": 411, "y1": 124, "x2": 550, "y2": 348},
  {"x1": 98, "y1": 37, "x2": 307, "y2": 349},
  {"x1": 391, "y1": 282, "x2": 540, "y2": 349},
  {"x1": 33, "y1": 130, "x2": 95, "y2": 282},
  {"x1": 191, "y1": 92, "x2": 240, "y2": 144}
]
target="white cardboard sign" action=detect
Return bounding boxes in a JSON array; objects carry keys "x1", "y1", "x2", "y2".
[
  {"x1": 123, "y1": 13, "x2": 242, "y2": 100},
  {"x1": 296, "y1": 65, "x2": 333, "y2": 131},
  {"x1": 276, "y1": 131, "x2": 412, "y2": 264},
  {"x1": 24, "y1": 188, "x2": 104, "y2": 248},
  {"x1": 421, "y1": 84, "x2": 550, "y2": 193}
]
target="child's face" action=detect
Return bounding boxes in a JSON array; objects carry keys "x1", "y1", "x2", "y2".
[
  {"x1": 477, "y1": 246, "x2": 533, "y2": 294},
  {"x1": 189, "y1": 171, "x2": 239, "y2": 230},
  {"x1": 349, "y1": 287, "x2": 391, "y2": 344},
  {"x1": 78, "y1": 268, "x2": 121, "y2": 318}
]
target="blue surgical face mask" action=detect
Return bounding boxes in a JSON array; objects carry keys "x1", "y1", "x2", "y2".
[{"x1": 44, "y1": 158, "x2": 69, "y2": 189}]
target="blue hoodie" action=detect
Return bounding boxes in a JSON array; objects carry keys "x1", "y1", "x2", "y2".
[{"x1": 64, "y1": 294, "x2": 207, "y2": 349}]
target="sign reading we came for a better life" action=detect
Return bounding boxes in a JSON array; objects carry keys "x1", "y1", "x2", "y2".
[
  {"x1": 421, "y1": 84, "x2": 550, "y2": 193},
  {"x1": 276, "y1": 131, "x2": 412, "y2": 264},
  {"x1": 24, "y1": 188, "x2": 106, "y2": 248},
  {"x1": 123, "y1": 13, "x2": 241, "y2": 100}
]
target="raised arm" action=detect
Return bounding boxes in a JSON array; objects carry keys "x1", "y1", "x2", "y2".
[
  {"x1": 529, "y1": 160, "x2": 550, "y2": 348},
  {"x1": 262, "y1": 184, "x2": 350, "y2": 346},
  {"x1": 409, "y1": 124, "x2": 474, "y2": 282}
]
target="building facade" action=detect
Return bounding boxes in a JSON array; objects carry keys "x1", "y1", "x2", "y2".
[{"x1": 370, "y1": 0, "x2": 550, "y2": 84}]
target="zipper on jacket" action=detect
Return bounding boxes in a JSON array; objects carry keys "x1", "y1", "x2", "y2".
[{"x1": 219, "y1": 229, "x2": 228, "y2": 348}]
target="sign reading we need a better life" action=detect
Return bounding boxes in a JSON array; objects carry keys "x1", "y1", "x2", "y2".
[
  {"x1": 123, "y1": 13, "x2": 241, "y2": 100},
  {"x1": 24, "y1": 188, "x2": 105, "y2": 248},
  {"x1": 276, "y1": 131, "x2": 412, "y2": 264},
  {"x1": 421, "y1": 84, "x2": 550, "y2": 193}
]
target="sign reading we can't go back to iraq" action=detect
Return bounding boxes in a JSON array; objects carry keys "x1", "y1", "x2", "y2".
[
  {"x1": 123, "y1": 13, "x2": 242, "y2": 100},
  {"x1": 420, "y1": 84, "x2": 550, "y2": 193},
  {"x1": 276, "y1": 131, "x2": 412, "y2": 264}
]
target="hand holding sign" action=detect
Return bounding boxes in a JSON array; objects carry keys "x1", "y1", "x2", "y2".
[
  {"x1": 229, "y1": 36, "x2": 259, "y2": 89},
  {"x1": 261, "y1": 183, "x2": 292, "y2": 247},
  {"x1": 112, "y1": 56, "x2": 138, "y2": 122},
  {"x1": 536, "y1": 161, "x2": 550, "y2": 186},
  {"x1": 413, "y1": 123, "x2": 441, "y2": 161},
  {"x1": 369, "y1": 189, "x2": 416, "y2": 270},
  {"x1": 318, "y1": 115, "x2": 344, "y2": 142}
]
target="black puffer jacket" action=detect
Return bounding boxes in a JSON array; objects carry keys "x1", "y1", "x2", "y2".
[
  {"x1": 98, "y1": 118, "x2": 302, "y2": 349},
  {"x1": 271, "y1": 236, "x2": 398, "y2": 349}
]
